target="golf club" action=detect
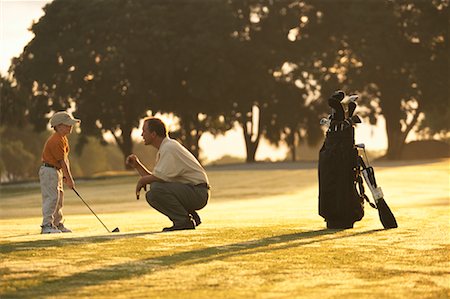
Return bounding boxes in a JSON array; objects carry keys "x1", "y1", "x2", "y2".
[
  {"x1": 320, "y1": 117, "x2": 331, "y2": 126},
  {"x1": 348, "y1": 95, "x2": 359, "y2": 103},
  {"x1": 355, "y1": 143, "x2": 369, "y2": 164},
  {"x1": 328, "y1": 92, "x2": 345, "y2": 122},
  {"x1": 72, "y1": 188, "x2": 120, "y2": 233},
  {"x1": 348, "y1": 101, "x2": 357, "y2": 118},
  {"x1": 351, "y1": 115, "x2": 362, "y2": 123},
  {"x1": 333, "y1": 90, "x2": 346, "y2": 102}
]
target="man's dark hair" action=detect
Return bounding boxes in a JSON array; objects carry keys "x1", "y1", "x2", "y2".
[{"x1": 144, "y1": 117, "x2": 167, "y2": 137}]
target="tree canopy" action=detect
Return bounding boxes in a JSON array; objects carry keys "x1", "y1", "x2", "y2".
[{"x1": 8, "y1": 0, "x2": 449, "y2": 164}]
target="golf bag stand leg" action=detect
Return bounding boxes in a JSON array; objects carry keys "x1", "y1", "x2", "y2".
[{"x1": 358, "y1": 158, "x2": 398, "y2": 229}]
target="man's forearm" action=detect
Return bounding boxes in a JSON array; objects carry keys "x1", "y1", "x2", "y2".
[
  {"x1": 140, "y1": 174, "x2": 165, "y2": 185},
  {"x1": 135, "y1": 160, "x2": 152, "y2": 177},
  {"x1": 136, "y1": 174, "x2": 164, "y2": 197}
]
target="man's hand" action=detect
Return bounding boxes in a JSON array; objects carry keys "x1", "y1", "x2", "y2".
[
  {"x1": 135, "y1": 176, "x2": 148, "y2": 200},
  {"x1": 126, "y1": 154, "x2": 140, "y2": 169}
]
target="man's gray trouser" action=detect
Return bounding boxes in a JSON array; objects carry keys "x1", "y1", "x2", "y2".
[{"x1": 146, "y1": 182, "x2": 209, "y2": 226}]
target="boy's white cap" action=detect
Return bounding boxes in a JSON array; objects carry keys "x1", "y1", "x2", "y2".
[{"x1": 50, "y1": 111, "x2": 81, "y2": 127}]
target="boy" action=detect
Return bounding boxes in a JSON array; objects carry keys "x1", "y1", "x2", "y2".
[{"x1": 39, "y1": 111, "x2": 80, "y2": 234}]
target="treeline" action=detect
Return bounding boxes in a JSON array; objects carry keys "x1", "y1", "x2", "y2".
[
  {"x1": 0, "y1": 126, "x2": 157, "y2": 182},
  {"x1": 1, "y1": 0, "x2": 448, "y2": 175}
]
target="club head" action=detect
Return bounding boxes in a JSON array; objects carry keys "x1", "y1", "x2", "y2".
[
  {"x1": 320, "y1": 118, "x2": 331, "y2": 126},
  {"x1": 112, "y1": 227, "x2": 120, "y2": 233},
  {"x1": 350, "y1": 115, "x2": 362, "y2": 124},
  {"x1": 348, "y1": 95, "x2": 359, "y2": 102},
  {"x1": 348, "y1": 102, "x2": 357, "y2": 117},
  {"x1": 328, "y1": 98, "x2": 345, "y2": 121},
  {"x1": 332, "y1": 90, "x2": 345, "y2": 102}
]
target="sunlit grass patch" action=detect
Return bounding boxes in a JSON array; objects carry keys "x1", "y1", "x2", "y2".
[{"x1": 1, "y1": 159, "x2": 449, "y2": 298}]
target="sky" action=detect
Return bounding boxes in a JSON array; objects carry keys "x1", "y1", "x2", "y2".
[{"x1": 0, "y1": 0, "x2": 389, "y2": 162}]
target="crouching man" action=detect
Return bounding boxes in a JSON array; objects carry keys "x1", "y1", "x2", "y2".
[{"x1": 126, "y1": 117, "x2": 210, "y2": 232}]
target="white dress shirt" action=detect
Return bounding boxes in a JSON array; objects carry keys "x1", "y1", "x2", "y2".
[{"x1": 152, "y1": 137, "x2": 209, "y2": 185}]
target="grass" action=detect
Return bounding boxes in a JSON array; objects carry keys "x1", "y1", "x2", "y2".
[{"x1": 0, "y1": 159, "x2": 449, "y2": 298}]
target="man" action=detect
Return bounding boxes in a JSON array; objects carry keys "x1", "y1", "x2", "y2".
[
  {"x1": 126, "y1": 117, "x2": 210, "y2": 232},
  {"x1": 39, "y1": 111, "x2": 80, "y2": 234}
]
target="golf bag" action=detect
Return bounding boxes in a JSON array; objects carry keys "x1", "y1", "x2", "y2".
[
  {"x1": 318, "y1": 91, "x2": 397, "y2": 229},
  {"x1": 318, "y1": 114, "x2": 364, "y2": 229}
]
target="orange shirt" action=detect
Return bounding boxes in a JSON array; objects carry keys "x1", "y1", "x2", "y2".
[{"x1": 41, "y1": 133, "x2": 69, "y2": 168}]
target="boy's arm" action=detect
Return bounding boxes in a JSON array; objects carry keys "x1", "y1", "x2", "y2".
[{"x1": 60, "y1": 158, "x2": 75, "y2": 189}]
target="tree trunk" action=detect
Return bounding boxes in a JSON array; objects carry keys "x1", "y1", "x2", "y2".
[
  {"x1": 182, "y1": 128, "x2": 201, "y2": 160},
  {"x1": 385, "y1": 119, "x2": 405, "y2": 160},
  {"x1": 177, "y1": 115, "x2": 202, "y2": 161},
  {"x1": 241, "y1": 107, "x2": 261, "y2": 163},
  {"x1": 290, "y1": 146, "x2": 296, "y2": 162},
  {"x1": 383, "y1": 108, "x2": 421, "y2": 160},
  {"x1": 244, "y1": 134, "x2": 259, "y2": 163},
  {"x1": 285, "y1": 130, "x2": 296, "y2": 162}
]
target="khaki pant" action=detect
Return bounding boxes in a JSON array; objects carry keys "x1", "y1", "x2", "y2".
[{"x1": 39, "y1": 166, "x2": 64, "y2": 227}]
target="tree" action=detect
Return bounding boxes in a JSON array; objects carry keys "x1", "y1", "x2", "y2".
[
  {"x1": 11, "y1": 0, "x2": 170, "y2": 165},
  {"x1": 0, "y1": 126, "x2": 49, "y2": 182},
  {"x1": 154, "y1": 1, "x2": 237, "y2": 160},
  {"x1": 226, "y1": 0, "x2": 343, "y2": 162},
  {"x1": 0, "y1": 140, "x2": 35, "y2": 182},
  {"x1": 411, "y1": 1, "x2": 449, "y2": 137},
  {"x1": 11, "y1": 0, "x2": 241, "y2": 163},
  {"x1": 264, "y1": 79, "x2": 324, "y2": 161},
  {"x1": 0, "y1": 76, "x2": 27, "y2": 127},
  {"x1": 312, "y1": 0, "x2": 449, "y2": 159},
  {"x1": 225, "y1": 0, "x2": 304, "y2": 162}
]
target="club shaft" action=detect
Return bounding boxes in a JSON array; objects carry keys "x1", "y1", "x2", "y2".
[{"x1": 73, "y1": 189, "x2": 111, "y2": 233}]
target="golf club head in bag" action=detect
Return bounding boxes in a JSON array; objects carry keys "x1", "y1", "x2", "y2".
[
  {"x1": 328, "y1": 91, "x2": 345, "y2": 122},
  {"x1": 348, "y1": 95, "x2": 359, "y2": 103},
  {"x1": 348, "y1": 102, "x2": 357, "y2": 118},
  {"x1": 350, "y1": 115, "x2": 362, "y2": 124},
  {"x1": 332, "y1": 90, "x2": 346, "y2": 102}
]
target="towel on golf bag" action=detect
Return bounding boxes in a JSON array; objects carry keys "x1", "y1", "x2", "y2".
[{"x1": 318, "y1": 126, "x2": 364, "y2": 229}]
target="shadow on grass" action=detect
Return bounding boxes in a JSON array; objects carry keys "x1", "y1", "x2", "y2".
[
  {"x1": 3, "y1": 228, "x2": 384, "y2": 298},
  {"x1": 0, "y1": 231, "x2": 162, "y2": 254}
]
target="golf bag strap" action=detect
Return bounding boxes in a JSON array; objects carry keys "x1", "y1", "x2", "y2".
[{"x1": 356, "y1": 159, "x2": 377, "y2": 209}]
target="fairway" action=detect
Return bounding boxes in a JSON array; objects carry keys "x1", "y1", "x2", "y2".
[{"x1": 1, "y1": 159, "x2": 449, "y2": 298}]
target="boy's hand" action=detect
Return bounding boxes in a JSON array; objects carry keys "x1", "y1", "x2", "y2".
[{"x1": 64, "y1": 176, "x2": 75, "y2": 189}]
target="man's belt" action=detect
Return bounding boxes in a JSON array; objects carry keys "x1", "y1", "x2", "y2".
[
  {"x1": 43, "y1": 162, "x2": 58, "y2": 169},
  {"x1": 195, "y1": 183, "x2": 210, "y2": 189}
]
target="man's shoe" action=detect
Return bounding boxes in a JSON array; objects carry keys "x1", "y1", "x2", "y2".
[
  {"x1": 41, "y1": 225, "x2": 62, "y2": 234},
  {"x1": 56, "y1": 223, "x2": 72, "y2": 233},
  {"x1": 190, "y1": 211, "x2": 201, "y2": 226},
  {"x1": 162, "y1": 220, "x2": 195, "y2": 232}
]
